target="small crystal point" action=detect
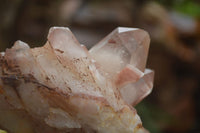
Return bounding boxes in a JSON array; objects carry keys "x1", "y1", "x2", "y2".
[
  {"x1": 48, "y1": 27, "x2": 88, "y2": 58},
  {"x1": 120, "y1": 69, "x2": 154, "y2": 106},
  {"x1": 12, "y1": 40, "x2": 30, "y2": 50}
]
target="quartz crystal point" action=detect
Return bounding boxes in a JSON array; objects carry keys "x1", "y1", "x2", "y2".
[{"x1": 0, "y1": 27, "x2": 154, "y2": 133}]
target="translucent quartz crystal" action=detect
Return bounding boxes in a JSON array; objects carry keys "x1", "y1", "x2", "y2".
[{"x1": 0, "y1": 27, "x2": 154, "y2": 133}]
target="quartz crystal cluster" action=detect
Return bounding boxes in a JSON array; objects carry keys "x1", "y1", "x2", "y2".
[{"x1": 0, "y1": 27, "x2": 154, "y2": 133}]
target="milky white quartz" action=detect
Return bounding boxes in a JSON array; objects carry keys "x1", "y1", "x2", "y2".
[{"x1": 0, "y1": 27, "x2": 154, "y2": 133}]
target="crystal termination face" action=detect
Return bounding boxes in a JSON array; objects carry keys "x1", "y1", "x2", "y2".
[{"x1": 0, "y1": 27, "x2": 154, "y2": 133}]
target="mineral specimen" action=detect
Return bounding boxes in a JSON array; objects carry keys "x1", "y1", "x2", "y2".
[{"x1": 0, "y1": 27, "x2": 154, "y2": 133}]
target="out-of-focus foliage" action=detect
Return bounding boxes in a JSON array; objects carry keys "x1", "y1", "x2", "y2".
[
  {"x1": 0, "y1": 129, "x2": 7, "y2": 133},
  {"x1": 136, "y1": 101, "x2": 172, "y2": 133},
  {"x1": 174, "y1": 1, "x2": 200, "y2": 17},
  {"x1": 157, "y1": 0, "x2": 200, "y2": 17}
]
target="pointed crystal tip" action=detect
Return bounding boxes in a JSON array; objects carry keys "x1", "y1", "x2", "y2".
[
  {"x1": 12, "y1": 40, "x2": 30, "y2": 49},
  {"x1": 117, "y1": 27, "x2": 139, "y2": 33},
  {"x1": 48, "y1": 27, "x2": 71, "y2": 40}
]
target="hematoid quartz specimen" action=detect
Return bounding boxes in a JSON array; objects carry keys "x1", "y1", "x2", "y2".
[{"x1": 0, "y1": 27, "x2": 154, "y2": 133}]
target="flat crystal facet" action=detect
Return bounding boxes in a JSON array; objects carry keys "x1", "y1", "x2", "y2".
[
  {"x1": 0, "y1": 27, "x2": 154, "y2": 133},
  {"x1": 116, "y1": 64, "x2": 144, "y2": 87}
]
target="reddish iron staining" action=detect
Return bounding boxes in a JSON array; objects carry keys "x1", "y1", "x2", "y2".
[
  {"x1": 55, "y1": 49, "x2": 64, "y2": 53},
  {"x1": 137, "y1": 124, "x2": 143, "y2": 129},
  {"x1": 108, "y1": 39, "x2": 116, "y2": 43},
  {"x1": 115, "y1": 66, "x2": 142, "y2": 87}
]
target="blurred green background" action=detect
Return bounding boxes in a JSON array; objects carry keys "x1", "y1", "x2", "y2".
[{"x1": 0, "y1": 0, "x2": 200, "y2": 133}]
